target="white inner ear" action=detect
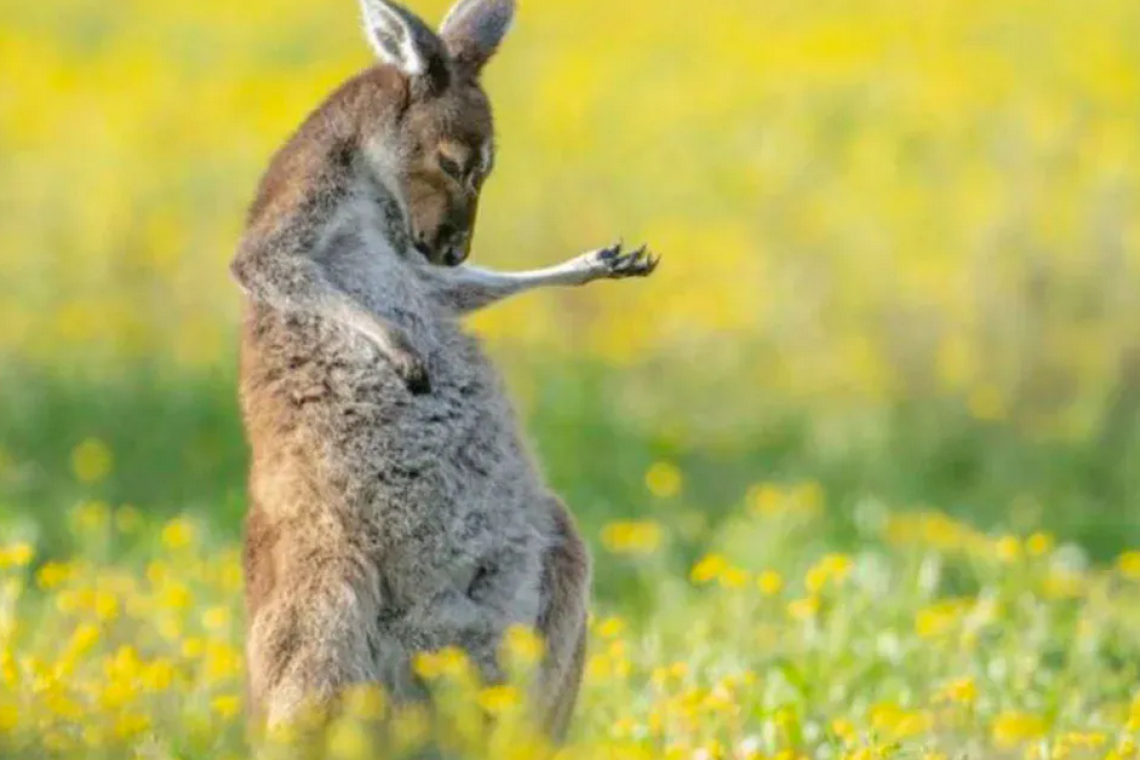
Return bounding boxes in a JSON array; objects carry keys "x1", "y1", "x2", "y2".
[{"x1": 361, "y1": 0, "x2": 427, "y2": 75}]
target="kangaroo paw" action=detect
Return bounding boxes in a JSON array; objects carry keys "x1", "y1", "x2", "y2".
[{"x1": 594, "y1": 241, "x2": 660, "y2": 278}]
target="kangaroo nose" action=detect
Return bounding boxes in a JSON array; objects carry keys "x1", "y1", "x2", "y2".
[
  {"x1": 444, "y1": 245, "x2": 468, "y2": 266},
  {"x1": 442, "y1": 229, "x2": 470, "y2": 266}
]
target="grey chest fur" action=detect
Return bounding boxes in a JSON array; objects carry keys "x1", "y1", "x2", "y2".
[{"x1": 250, "y1": 299, "x2": 551, "y2": 617}]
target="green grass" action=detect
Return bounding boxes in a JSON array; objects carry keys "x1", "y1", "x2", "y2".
[
  {"x1": 3, "y1": 361, "x2": 1140, "y2": 576},
  {"x1": 4, "y1": 362, "x2": 1140, "y2": 758}
]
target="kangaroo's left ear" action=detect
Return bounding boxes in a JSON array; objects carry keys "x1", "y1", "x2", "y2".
[
  {"x1": 439, "y1": 0, "x2": 515, "y2": 76},
  {"x1": 359, "y1": 0, "x2": 446, "y2": 81}
]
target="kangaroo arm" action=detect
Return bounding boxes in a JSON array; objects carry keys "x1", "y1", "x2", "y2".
[
  {"x1": 231, "y1": 238, "x2": 430, "y2": 393},
  {"x1": 420, "y1": 263, "x2": 591, "y2": 314},
  {"x1": 419, "y1": 242, "x2": 659, "y2": 315}
]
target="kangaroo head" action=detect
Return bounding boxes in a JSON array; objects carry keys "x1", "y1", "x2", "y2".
[{"x1": 358, "y1": 0, "x2": 513, "y2": 266}]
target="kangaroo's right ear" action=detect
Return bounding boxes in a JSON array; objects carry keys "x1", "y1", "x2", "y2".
[
  {"x1": 359, "y1": 0, "x2": 445, "y2": 80},
  {"x1": 439, "y1": 0, "x2": 515, "y2": 75}
]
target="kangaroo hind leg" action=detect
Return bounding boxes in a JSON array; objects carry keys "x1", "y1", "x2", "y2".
[{"x1": 247, "y1": 559, "x2": 384, "y2": 730}]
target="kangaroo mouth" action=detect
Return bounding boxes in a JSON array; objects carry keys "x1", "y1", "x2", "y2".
[
  {"x1": 412, "y1": 239, "x2": 467, "y2": 268},
  {"x1": 412, "y1": 240, "x2": 435, "y2": 263}
]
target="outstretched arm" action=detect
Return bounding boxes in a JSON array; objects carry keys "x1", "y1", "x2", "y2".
[
  {"x1": 231, "y1": 234, "x2": 431, "y2": 394},
  {"x1": 419, "y1": 242, "x2": 659, "y2": 315}
]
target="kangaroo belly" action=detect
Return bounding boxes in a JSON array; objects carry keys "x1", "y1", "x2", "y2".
[{"x1": 241, "y1": 307, "x2": 550, "y2": 620}]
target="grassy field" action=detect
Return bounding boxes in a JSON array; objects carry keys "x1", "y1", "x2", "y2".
[
  {"x1": 4, "y1": 474, "x2": 1140, "y2": 759},
  {"x1": 3, "y1": 0, "x2": 1140, "y2": 756}
]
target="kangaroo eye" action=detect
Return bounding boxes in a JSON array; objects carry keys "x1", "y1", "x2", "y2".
[{"x1": 438, "y1": 155, "x2": 464, "y2": 181}]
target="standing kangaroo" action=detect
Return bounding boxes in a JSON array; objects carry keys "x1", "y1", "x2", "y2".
[{"x1": 231, "y1": 0, "x2": 658, "y2": 738}]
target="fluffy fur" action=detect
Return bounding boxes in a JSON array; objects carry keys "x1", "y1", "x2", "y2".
[{"x1": 231, "y1": 0, "x2": 657, "y2": 738}]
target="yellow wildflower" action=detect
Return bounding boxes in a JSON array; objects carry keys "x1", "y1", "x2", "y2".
[
  {"x1": 601, "y1": 520, "x2": 664, "y2": 555},
  {"x1": 1117, "y1": 551, "x2": 1140, "y2": 580},
  {"x1": 992, "y1": 711, "x2": 1048, "y2": 748},
  {"x1": 757, "y1": 569, "x2": 784, "y2": 595},
  {"x1": 690, "y1": 553, "x2": 729, "y2": 584},
  {"x1": 477, "y1": 685, "x2": 520, "y2": 715},
  {"x1": 787, "y1": 596, "x2": 820, "y2": 621},
  {"x1": 211, "y1": 694, "x2": 242, "y2": 720},
  {"x1": 161, "y1": 517, "x2": 196, "y2": 551},
  {"x1": 645, "y1": 461, "x2": 682, "y2": 498}
]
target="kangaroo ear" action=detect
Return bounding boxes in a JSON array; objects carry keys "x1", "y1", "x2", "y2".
[
  {"x1": 359, "y1": 0, "x2": 444, "y2": 79},
  {"x1": 439, "y1": 0, "x2": 515, "y2": 75}
]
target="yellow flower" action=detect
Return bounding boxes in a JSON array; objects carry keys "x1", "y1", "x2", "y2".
[
  {"x1": 114, "y1": 712, "x2": 152, "y2": 738},
  {"x1": 991, "y1": 711, "x2": 1048, "y2": 748},
  {"x1": 343, "y1": 684, "x2": 386, "y2": 721},
  {"x1": 1026, "y1": 532, "x2": 1054, "y2": 556},
  {"x1": 202, "y1": 606, "x2": 231, "y2": 631},
  {"x1": 94, "y1": 590, "x2": 119, "y2": 621},
  {"x1": 787, "y1": 596, "x2": 820, "y2": 621},
  {"x1": 718, "y1": 566, "x2": 750, "y2": 590},
  {"x1": 158, "y1": 581, "x2": 193, "y2": 611},
  {"x1": 645, "y1": 461, "x2": 682, "y2": 498},
  {"x1": 36, "y1": 561, "x2": 72, "y2": 590},
  {"x1": 0, "y1": 705, "x2": 18, "y2": 732},
  {"x1": 831, "y1": 718, "x2": 857, "y2": 744},
  {"x1": 996, "y1": 535, "x2": 1022, "y2": 563},
  {"x1": 757, "y1": 569, "x2": 785, "y2": 596},
  {"x1": 869, "y1": 702, "x2": 931, "y2": 740},
  {"x1": 141, "y1": 659, "x2": 176, "y2": 691},
  {"x1": 748, "y1": 483, "x2": 784, "y2": 515},
  {"x1": 1117, "y1": 551, "x2": 1140, "y2": 580},
  {"x1": 181, "y1": 637, "x2": 204, "y2": 659},
  {"x1": 211, "y1": 694, "x2": 242, "y2": 720},
  {"x1": 601, "y1": 520, "x2": 664, "y2": 555},
  {"x1": 915, "y1": 600, "x2": 966, "y2": 639},
  {"x1": 936, "y1": 676, "x2": 978, "y2": 706},
  {"x1": 1128, "y1": 694, "x2": 1140, "y2": 731},
  {"x1": 690, "y1": 553, "x2": 729, "y2": 584},
  {"x1": 0, "y1": 543, "x2": 33, "y2": 569},
  {"x1": 805, "y1": 564, "x2": 829, "y2": 594},
  {"x1": 71, "y1": 438, "x2": 113, "y2": 484},
  {"x1": 595, "y1": 616, "x2": 626, "y2": 639},
  {"x1": 477, "y1": 685, "x2": 520, "y2": 715},
  {"x1": 806, "y1": 553, "x2": 853, "y2": 593},
  {"x1": 1042, "y1": 570, "x2": 1085, "y2": 599},
  {"x1": 412, "y1": 647, "x2": 470, "y2": 681},
  {"x1": 67, "y1": 623, "x2": 101, "y2": 656},
  {"x1": 502, "y1": 623, "x2": 545, "y2": 666},
  {"x1": 204, "y1": 641, "x2": 243, "y2": 682},
  {"x1": 161, "y1": 517, "x2": 196, "y2": 551}
]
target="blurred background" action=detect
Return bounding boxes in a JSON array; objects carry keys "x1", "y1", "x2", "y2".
[{"x1": 2, "y1": 0, "x2": 1139, "y2": 592}]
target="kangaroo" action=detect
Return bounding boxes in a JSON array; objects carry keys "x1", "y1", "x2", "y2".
[{"x1": 231, "y1": 0, "x2": 658, "y2": 739}]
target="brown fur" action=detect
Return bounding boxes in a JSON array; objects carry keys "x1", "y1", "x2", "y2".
[{"x1": 233, "y1": 0, "x2": 657, "y2": 738}]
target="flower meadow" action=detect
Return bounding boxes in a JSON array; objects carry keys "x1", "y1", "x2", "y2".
[
  {"x1": 4, "y1": 0, "x2": 1140, "y2": 425},
  {"x1": 4, "y1": 0, "x2": 1140, "y2": 757},
  {"x1": 4, "y1": 485, "x2": 1140, "y2": 759}
]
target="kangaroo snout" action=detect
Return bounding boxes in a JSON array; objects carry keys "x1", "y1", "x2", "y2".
[
  {"x1": 440, "y1": 228, "x2": 470, "y2": 266},
  {"x1": 417, "y1": 223, "x2": 470, "y2": 266}
]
